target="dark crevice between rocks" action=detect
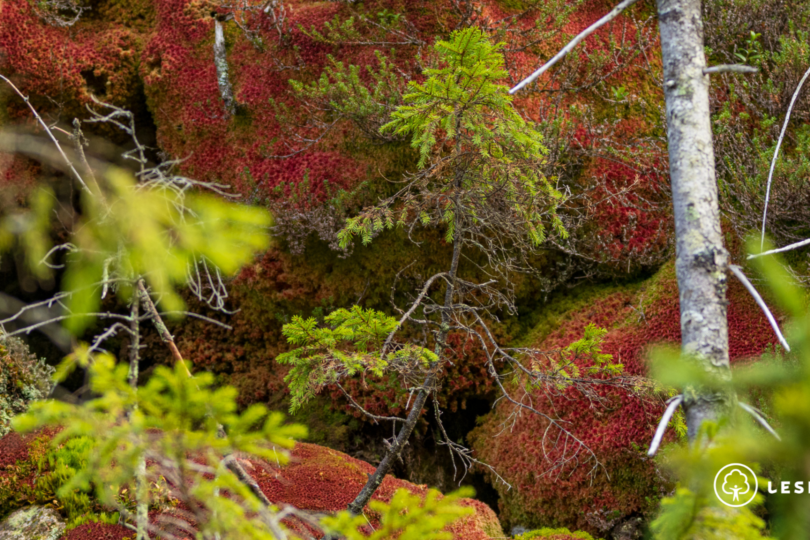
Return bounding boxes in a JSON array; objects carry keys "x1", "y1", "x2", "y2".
[
  {"x1": 344, "y1": 396, "x2": 503, "y2": 516},
  {"x1": 0, "y1": 236, "x2": 68, "y2": 364},
  {"x1": 126, "y1": 81, "x2": 160, "y2": 165},
  {"x1": 80, "y1": 69, "x2": 108, "y2": 98}
]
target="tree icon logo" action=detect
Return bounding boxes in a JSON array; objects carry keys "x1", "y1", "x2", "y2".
[{"x1": 714, "y1": 463, "x2": 758, "y2": 507}]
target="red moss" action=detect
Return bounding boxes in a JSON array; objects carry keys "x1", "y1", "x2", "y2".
[
  {"x1": 0, "y1": 428, "x2": 59, "y2": 517},
  {"x1": 471, "y1": 263, "x2": 784, "y2": 534},
  {"x1": 0, "y1": 432, "x2": 34, "y2": 469},
  {"x1": 0, "y1": 428, "x2": 57, "y2": 470},
  {"x1": 0, "y1": 0, "x2": 670, "y2": 409},
  {"x1": 0, "y1": 0, "x2": 143, "y2": 122},
  {"x1": 62, "y1": 523, "x2": 133, "y2": 540},
  {"x1": 0, "y1": 154, "x2": 39, "y2": 200},
  {"x1": 251, "y1": 442, "x2": 504, "y2": 539}
]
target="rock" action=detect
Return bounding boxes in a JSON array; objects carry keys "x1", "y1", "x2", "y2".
[
  {"x1": 611, "y1": 515, "x2": 644, "y2": 540},
  {"x1": 0, "y1": 506, "x2": 65, "y2": 540}
]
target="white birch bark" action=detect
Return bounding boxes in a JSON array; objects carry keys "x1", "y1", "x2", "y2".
[
  {"x1": 656, "y1": 0, "x2": 732, "y2": 439},
  {"x1": 214, "y1": 19, "x2": 236, "y2": 115}
]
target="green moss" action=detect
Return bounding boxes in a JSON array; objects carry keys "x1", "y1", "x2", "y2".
[
  {"x1": 516, "y1": 526, "x2": 599, "y2": 539},
  {"x1": 515, "y1": 279, "x2": 643, "y2": 349},
  {"x1": 292, "y1": 398, "x2": 359, "y2": 450},
  {"x1": 0, "y1": 433, "x2": 119, "y2": 527},
  {"x1": 0, "y1": 434, "x2": 49, "y2": 519}
]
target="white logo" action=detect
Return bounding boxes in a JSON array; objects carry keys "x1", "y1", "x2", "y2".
[{"x1": 714, "y1": 463, "x2": 758, "y2": 507}]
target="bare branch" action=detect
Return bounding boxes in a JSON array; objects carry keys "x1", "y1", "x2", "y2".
[
  {"x1": 728, "y1": 265, "x2": 790, "y2": 352},
  {"x1": 509, "y1": 0, "x2": 641, "y2": 94},
  {"x1": 703, "y1": 64, "x2": 758, "y2": 74},
  {"x1": 138, "y1": 281, "x2": 186, "y2": 366},
  {"x1": 747, "y1": 236, "x2": 810, "y2": 260},
  {"x1": 738, "y1": 401, "x2": 781, "y2": 441},
  {"x1": 335, "y1": 383, "x2": 407, "y2": 424},
  {"x1": 431, "y1": 395, "x2": 511, "y2": 489},
  {"x1": 0, "y1": 73, "x2": 89, "y2": 190},
  {"x1": 0, "y1": 292, "x2": 72, "y2": 351},
  {"x1": 761, "y1": 64, "x2": 810, "y2": 250},
  {"x1": 88, "y1": 322, "x2": 134, "y2": 355},
  {"x1": 647, "y1": 395, "x2": 683, "y2": 457},
  {"x1": 158, "y1": 311, "x2": 233, "y2": 330},
  {"x1": 381, "y1": 272, "x2": 447, "y2": 356}
]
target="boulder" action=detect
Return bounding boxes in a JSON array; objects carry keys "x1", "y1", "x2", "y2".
[{"x1": 0, "y1": 506, "x2": 64, "y2": 540}]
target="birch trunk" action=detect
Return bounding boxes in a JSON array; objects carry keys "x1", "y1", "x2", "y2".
[
  {"x1": 214, "y1": 19, "x2": 235, "y2": 115},
  {"x1": 656, "y1": 0, "x2": 733, "y2": 440}
]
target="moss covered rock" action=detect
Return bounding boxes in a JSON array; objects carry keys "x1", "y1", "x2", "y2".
[
  {"x1": 0, "y1": 506, "x2": 65, "y2": 540},
  {"x1": 470, "y1": 262, "x2": 784, "y2": 535},
  {"x1": 251, "y1": 441, "x2": 504, "y2": 539},
  {"x1": 516, "y1": 527, "x2": 598, "y2": 540}
]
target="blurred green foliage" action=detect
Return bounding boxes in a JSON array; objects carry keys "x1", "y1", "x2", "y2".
[
  {"x1": 10, "y1": 340, "x2": 474, "y2": 538},
  {"x1": 322, "y1": 486, "x2": 474, "y2": 540},
  {"x1": 1, "y1": 166, "x2": 271, "y2": 334},
  {"x1": 34, "y1": 435, "x2": 121, "y2": 529},
  {"x1": 14, "y1": 353, "x2": 307, "y2": 539}
]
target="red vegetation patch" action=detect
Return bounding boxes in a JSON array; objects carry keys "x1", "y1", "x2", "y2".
[
  {"x1": 0, "y1": 428, "x2": 57, "y2": 470},
  {"x1": 0, "y1": 154, "x2": 39, "y2": 200},
  {"x1": 0, "y1": 428, "x2": 60, "y2": 517},
  {"x1": 62, "y1": 523, "x2": 133, "y2": 540},
  {"x1": 471, "y1": 263, "x2": 783, "y2": 534},
  {"x1": 582, "y1": 156, "x2": 671, "y2": 267},
  {"x1": 0, "y1": 432, "x2": 35, "y2": 470},
  {"x1": 0, "y1": 0, "x2": 671, "y2": 417},
  {"x1": 251, "y1": 442, "x2": 503, "y2": 539},
  {"x1": 0, "y1": 0, "x2": 143, "y2": 120}
]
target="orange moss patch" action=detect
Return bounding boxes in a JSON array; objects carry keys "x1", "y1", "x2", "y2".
[{"x1": 251, "y1": 442, "x2": 504, "y2": 539}]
